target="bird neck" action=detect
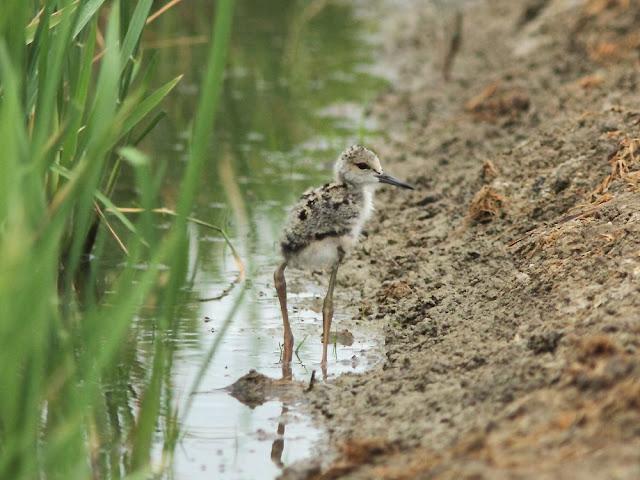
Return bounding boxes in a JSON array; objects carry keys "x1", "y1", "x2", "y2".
[
  {"x1": 338, "y1": 179, "x2": 376, "y2": 200},
  {"x1": 335, "y1": 168, "x2": 377, "y2": 197}
]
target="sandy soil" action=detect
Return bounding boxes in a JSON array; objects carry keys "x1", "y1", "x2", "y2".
[{"x1": 281, "y1": 0, "x2": 640, "y2": 478}]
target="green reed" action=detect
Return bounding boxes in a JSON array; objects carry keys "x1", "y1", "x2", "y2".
[{"x1": 0, "y1": 0, "x2": 234, "y2": 478}]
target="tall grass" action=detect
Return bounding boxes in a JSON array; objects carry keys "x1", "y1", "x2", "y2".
[{"x1": 0, "y1": 0, "x2": 234, "y2": 478}]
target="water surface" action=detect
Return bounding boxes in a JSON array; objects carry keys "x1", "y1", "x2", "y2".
[{"x1": 130, "y1": 2, "x2": 389, "y2": 478}]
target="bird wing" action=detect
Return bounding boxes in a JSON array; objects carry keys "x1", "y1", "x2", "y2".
[{"x1": 281, "y1": 183, "x2": 359, "y2": 254}]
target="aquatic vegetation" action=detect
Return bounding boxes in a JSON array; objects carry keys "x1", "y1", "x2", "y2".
[{"x1": 0, "y1": 0, "x2": 234, "y2": 478}]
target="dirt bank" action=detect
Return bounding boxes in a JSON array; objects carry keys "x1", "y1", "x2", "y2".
[{"x1": 283, "y1": 0, "x2": 640, "y2": 478}]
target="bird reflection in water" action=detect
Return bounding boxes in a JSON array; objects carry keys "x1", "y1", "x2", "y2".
[{"x1": 270, "y1": 403, "x2": 288, "y2": 468}]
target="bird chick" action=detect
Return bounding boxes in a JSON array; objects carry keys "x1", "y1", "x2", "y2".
[{"x1": 274, "y1": 145, "x2": 413, "y2": 377}]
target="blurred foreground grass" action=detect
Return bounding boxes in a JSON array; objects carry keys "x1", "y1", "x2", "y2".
[{"x1": 0, "y1": 0, "x2": 234, "y2": 478}]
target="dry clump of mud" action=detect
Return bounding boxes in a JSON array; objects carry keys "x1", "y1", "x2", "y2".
[{"x1": 284, "y1": 0, "x2": 640, "y2": 478}]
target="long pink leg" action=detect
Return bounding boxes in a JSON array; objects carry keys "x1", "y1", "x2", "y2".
[
  {"x1": 274, "y1": 262, "x2": 293, "y2": 378},
  {"x1": 321, "y1": 258, "x2": 342, "y2": 368}
]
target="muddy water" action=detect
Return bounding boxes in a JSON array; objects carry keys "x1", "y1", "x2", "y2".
[{"x1": 136, "y1": 2, "x2": 388, "y2": 478}]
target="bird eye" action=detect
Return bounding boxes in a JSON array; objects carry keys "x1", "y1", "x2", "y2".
[{"x1": 355, "y1": 162, "x2": 370, "y2": 170}]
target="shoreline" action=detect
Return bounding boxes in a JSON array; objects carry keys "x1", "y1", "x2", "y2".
[{"x1": 286, "y1": 0, "x2": 640, "y2": 478}]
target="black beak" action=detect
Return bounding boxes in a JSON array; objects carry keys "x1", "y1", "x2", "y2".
[{"x1": 375, "y1": 173, "x2": 414, "y2": 190}]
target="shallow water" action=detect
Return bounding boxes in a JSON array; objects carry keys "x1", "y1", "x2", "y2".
[{"x1": 122, "y1": 2, "x2": 390, "y2": 478}]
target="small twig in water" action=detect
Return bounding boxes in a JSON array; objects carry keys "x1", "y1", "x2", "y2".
[
  {"x1": 147, "y1": 0, "x2": 184, "y2": 25},
  {"x1": 295, "y1": 334, "x2": 309, "y2": 357},
  {"x1": 198, "y1": 271, "x2": 242, "y2": 302},
  {"x1": 94, "y1": 202, "x2": 129, "y2": 255}
]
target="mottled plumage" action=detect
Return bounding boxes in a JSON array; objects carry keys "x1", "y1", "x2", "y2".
[
  {"x1": 274, "y1": 145, "x2": 413, "y2": 377},
  {"x1": 280, "y1": 182, "x2": 373, "y2": 269}
]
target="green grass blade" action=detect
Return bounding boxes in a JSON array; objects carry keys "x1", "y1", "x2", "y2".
[
  {"x1": 120, "y1": 0, "x2": 153, "y2": 70},
  {"x1": 72, "y1": 0, "x2": 107, "y2": 38},
  {"x1": 50, "y1": 164, "x2": 140, "y2": 239},
  {"x1": 60, "y1": 18, "x2": 97, "y2": 168},
  {"x1": 0, "y1": 1, "x2": 28, "y2": 63},
  {"x1": 104, "y1": 75, "x2": 180, "y2": 197},
  {"x1": 0, "y1": 43, "x2": 28, "y2": 222},
  {"x1": 129, "y1": 341, "x2": 165, "y2": 470},
  {"x1": 120, "y1": 75, "x2": 182, "y2": 140},
  {"x1": 32, "y1": 0, "x2": 79, "y2": 172},
  {"x1": 177, "y1": 0, "x2": 235, "y2": 219},
  {"x1": 62, "y1": 0, "x2": 122, "y2": 285},
  {"x1": 132, "y1": 110, "x2": 166, "y2": 145},
  {"x1": 25, "y1": 1, "x2": 79, "y2": 44}
]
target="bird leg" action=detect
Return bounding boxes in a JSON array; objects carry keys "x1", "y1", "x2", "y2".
[
  {"x1": 270, "y1": 403, "x2": 287, "y2": 467},
  {"x1": 275, "y1": 262, "x2": 293, "y2": 378},
  {"x1": 321, "y1": 248, "x2": 344, "y2": 369}
]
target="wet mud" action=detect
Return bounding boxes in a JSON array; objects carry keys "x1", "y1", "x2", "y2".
[
  {"x1": 227, "y1": 370, "x2": 306, "y2": 409},
  {"x1": 282, "y1": 0, "x2": 640, "y2": 478}
]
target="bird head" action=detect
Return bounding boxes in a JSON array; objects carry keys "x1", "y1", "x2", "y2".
[{"x1": 335, "y1": 145, "x2": 414, "y2": 190}]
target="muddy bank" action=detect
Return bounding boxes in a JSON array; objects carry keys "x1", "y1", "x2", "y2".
[{"x1": 285, "y1": 0, "x2": 640, "y2": 478}]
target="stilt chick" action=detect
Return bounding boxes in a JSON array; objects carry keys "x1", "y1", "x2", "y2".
[{"x1": 274, "y1": 145, "x2": 413, "y2": 377}]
